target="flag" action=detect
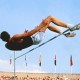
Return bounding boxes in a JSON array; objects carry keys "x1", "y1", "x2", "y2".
[
  {"x1": 10, "y1": 56, "x2": 12, "y2": 65},
  {"x1": 70, "y1": 55, "x2": 73, "y2": 66},
  {"x1": 54, "y1": 54, "x2": 56, "y2": 66},
  {"x1": 25, "y1": 55, "x2": 26, "y2": 61},
  {"x1": 39, "y1": 55, "x2": 41, "y2": 66},
  {"x1": 25, "y1": 55, "x2": 27, "y2": 67},
  {"x1": 26, "y1": 62, "x2": 27, "y2": 67}
]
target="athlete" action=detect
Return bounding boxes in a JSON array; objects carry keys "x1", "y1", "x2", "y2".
[{"x1": 0, "y1": 16, "x2": 76, "y2": 51}]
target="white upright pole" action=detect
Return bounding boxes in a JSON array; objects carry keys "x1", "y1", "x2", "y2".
[
  {"x1": 14, "y1": 51, "x2": 16, "y2": 80},
  {"x1": 71, "y1": 66, "x2": 72, "y2": 74},
  {"x1": 71, "y1": 66, "x2": 73, "y2": 80},
  {"x1": 55, "y1": 66, "x2": 56, "y2": 73}
]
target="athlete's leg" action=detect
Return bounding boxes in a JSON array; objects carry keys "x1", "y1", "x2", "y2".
[
  {"x1": 50, "y1": 16, "x2": 68, "y2": 27},
  {"x1": 39, "y1": 24, "x2": 61, "y2": 33},
  {"x1": 27, "y1": 16, "x2": 68, "y2": 36},
  {"x1": 47, "y1": 25, "x2": 61, "y2": 33},
  {"x1": 27, "y1": 16, "x2": 52, "y2": 36}
]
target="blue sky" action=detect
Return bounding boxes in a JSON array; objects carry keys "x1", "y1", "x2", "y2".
[{"x1": 0, "y1": 0, "x2": 80, "y2": 73}]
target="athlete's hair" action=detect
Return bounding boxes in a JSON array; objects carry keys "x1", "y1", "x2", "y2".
[{"x1": 0, "y1": 31, "x2": 10, "y2": 42}]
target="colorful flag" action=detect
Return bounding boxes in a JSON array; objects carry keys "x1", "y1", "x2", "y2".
[
  {"x1": 39, "y1": 55, "x2": 42, "y2": 66},
  {"x1": 70, "y1": 55, "x2": 73, "y2": 66},
  {"x1": 10, "y1": 56, "x2": 12, "y2": 65},
  {"x1": 54, "y1": 54, "x2": 56, "y2": 66}
]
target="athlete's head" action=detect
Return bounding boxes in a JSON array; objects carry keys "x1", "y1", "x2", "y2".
[{"x1": 0, "y1": 31, "x2": 10, "y2": 42}]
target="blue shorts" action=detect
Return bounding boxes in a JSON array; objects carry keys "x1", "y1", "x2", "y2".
[{"x1": 31, "y1": 31, "x2": 44, "y2": 45}]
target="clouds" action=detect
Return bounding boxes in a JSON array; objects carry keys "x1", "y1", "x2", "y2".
[
  {"x1": 16, "y1": 63, "x2": 46, "y2": 73},
  {"x1": 0, "y1": 59, "x2": 11, "y2": 72},
  {"x1": 0, "y1": 59, "x2": 46, "y2": 73}
]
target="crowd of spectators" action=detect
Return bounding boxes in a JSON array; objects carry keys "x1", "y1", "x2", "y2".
[{"x1": 0, "y1": 75, "x2": 80, "y2": 80}]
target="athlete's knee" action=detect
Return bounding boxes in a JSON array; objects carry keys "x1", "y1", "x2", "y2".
[
  {"x1": 42, "y1": 16, "x2": 52, "y2": 24},
  {"x1": 47, "y1": 15, "x2": 53, "y2": 18},
  {"x1": 47, "y1": 15, "x2": 54, "y2": 19},
  {"x1": 41, "y1": 15, "x2": 54, "y2": 25},
  {"x1": 42, "y1": 19, "x2": 49, "y2": 25},
  {"x1": 45, "y1": 15, "x2": 54, "y2": 22}
]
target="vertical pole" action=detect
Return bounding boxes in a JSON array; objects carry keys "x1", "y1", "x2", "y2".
[
  {"x1": 55, "y1": 66, "x2": 56, "y2": 73},
  {"x1": 71, "y1": 66, "x2": 73, "y2": 80},
  {"x1": 71, "y1": 66, "x2": 72, "y2": 74},
  {"x1": 14, "y1": 51, "x2": 16, "y2": 80}
]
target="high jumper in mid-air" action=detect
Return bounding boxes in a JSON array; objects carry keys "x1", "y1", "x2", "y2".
[{"x1": 0, "y1": 15, "x2": 79, "y2": 51}]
